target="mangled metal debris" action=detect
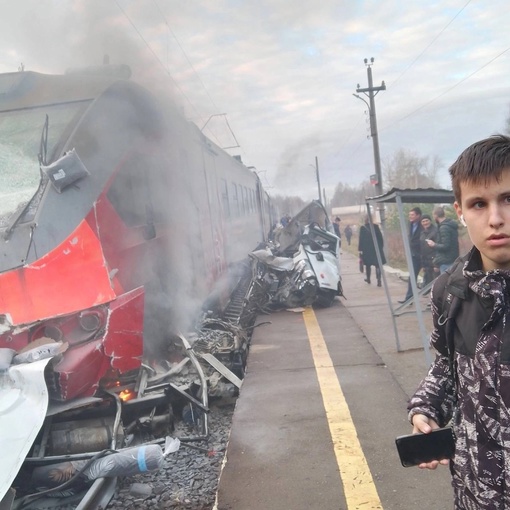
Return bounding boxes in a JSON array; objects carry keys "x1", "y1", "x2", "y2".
[
  {"x1": 250, "y1": 200, "x2": 343, "y2": 310},
  {"x1": 0, "y1": 201, "x2": 342, "y2": 508},
  {"x1": 0, "y1": 294, "x2": 256, "y2": 508}
]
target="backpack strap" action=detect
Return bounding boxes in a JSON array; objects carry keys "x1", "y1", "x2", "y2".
[
  {"x1": 439, "y1": 290, "x2": 461, "y2": 379},
  {"x1": 435, "y1": 255, "x2": 468, "y2": 400}
]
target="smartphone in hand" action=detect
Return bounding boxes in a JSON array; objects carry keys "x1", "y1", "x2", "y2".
[{"x1": 395, "y1": 427, "x2": 455, "y2": 467}]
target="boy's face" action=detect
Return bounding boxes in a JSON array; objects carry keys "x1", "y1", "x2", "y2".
[{"x1": 454, "y1": 168, "x2": 510, "y2": 270}]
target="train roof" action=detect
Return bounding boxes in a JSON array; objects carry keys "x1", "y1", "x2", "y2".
[{"x1": 0, "y1": 65, "x2": 133, "y2": 111}]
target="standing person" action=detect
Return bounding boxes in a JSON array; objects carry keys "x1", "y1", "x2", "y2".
[
  {"x1": 358, "y1": 216, "x2": 386, "y2": 287},
  {"x1": 333, "y1": 217, "x2": 342, "y2": 248},
  {"x1": 407, "y1": 134, "x2": 510, "y2": 509},
  {"x1": 399, "y1": 207, "x2": 422, "y2": 303},
  {"x1": 427, "y1": 206, "x2": 460, "y2": 274},
  {"x1": 344, "y1": 224, "x2": 353, "y2": 246},
  {"x1": 419, "y1": 214, "x2": 438, "y2": 289}
]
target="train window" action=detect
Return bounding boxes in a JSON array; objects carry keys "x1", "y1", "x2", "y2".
[
  {"x1": 221, "y1": 179, "x2": 230, "y2": 218},
  {"x1": 240, "y1": 186, "x2": 245, "y2": 215},
  {"x1": 232, "y1": 183, "x2": 239, "y2": 215},
  {"x1": 107, "y1": 153, "x2": 148, "y2": 227},
  {"x1": 244, "y1": 187, "x2": 249, "y2": 214},
  {"x1": 0, "y1": 102, "x2": 85, "y2": 228}
]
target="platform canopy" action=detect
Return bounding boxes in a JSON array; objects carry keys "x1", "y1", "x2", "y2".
[
  {"x1": 366, "y1": 187, "x2": 455, "y2": 205},
  {"x1": 365, "y1": 187, "x2": 456, "y2": 366}
]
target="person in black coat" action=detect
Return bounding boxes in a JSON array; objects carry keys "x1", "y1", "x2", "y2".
[
  {"x1": 419, "y1": 214, "x2": 438, "y2": 288},
  {"x1": 333, "y1": 217, "x2": 342, "y2": 247},
  {"x1": 358, "y1": 216, "x2": 386, "y2": 287},
  {"x1": 400, "y1": 207, "x2": 423, "y2": 302}
]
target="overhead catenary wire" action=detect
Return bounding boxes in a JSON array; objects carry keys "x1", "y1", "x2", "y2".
[
  {"x1": 152, "y1": 0, "x2": 220, "y2": 113},
  {"x1": 113, "y1": 0, "x2": 227, "y2": 146},
  {"x1": 115, "y1": 0, "x2": 249, "y2": 164},
  {"x1": 113, "y1": 1, "x2": 198, "y2": 115}
]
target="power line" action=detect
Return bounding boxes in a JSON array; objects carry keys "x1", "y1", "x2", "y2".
[
  {"x1": 388, "y1": 0, "x2": 473, "y2": 89},
  {"x1": 113, "y1": 0, "x2": 206, "y2": 126},
  {"x1": 152, "y1": 0, "x2": 220, "y2": 112},
  {"x1": 118, "y1": 0, "x2": 242, "y2": 153},
  {"x1": 151, "y1": 0, "x2": 243, "y2": 152},
  {"x1": 381, "y1": 44, "x2": 510, "y2": 132}
]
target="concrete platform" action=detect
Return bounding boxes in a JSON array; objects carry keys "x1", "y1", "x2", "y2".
[{"x1": 215, "y1": 252, "x2": 454, "y2": 509}]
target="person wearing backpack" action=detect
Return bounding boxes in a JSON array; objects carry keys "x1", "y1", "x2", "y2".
[
  {"x1": 407, "y1": 134, "x2": 510, "y2": 509},
  {"x1": 427, "y1": 205, "x2": 460, "y2": 274}
]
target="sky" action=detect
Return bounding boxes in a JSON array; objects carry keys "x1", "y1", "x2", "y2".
[{"x1": 1, "y1": 0, "x2": 509, "y2": 201}]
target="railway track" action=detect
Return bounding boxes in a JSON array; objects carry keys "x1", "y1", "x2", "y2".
[{"x1": 8, "y1": 265, "x2": 256, "y2": 510}]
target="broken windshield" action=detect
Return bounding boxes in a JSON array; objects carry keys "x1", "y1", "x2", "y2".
[{"x1": 0, "y1": 103, "x2": 85, "y2": 228}]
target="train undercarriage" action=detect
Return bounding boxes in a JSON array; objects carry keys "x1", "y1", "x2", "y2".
[
  {"x1": 0, "y1": 204, "x2": 341, "y2": 509},
  {"x1": 1, "y1": 260, "x2": 257, "y2": 510}
]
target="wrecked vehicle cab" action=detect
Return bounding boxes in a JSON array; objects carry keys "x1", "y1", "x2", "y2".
[{"x1": 250, "y1": 200, "x2": 343, "y2": 310}]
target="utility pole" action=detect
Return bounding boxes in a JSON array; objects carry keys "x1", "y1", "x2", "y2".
[{"x1": 353, "y1": 58, "x2": 386, "y2": 229}]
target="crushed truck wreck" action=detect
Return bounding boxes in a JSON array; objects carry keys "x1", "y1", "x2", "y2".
[{"x1": 249, "y1": 200, "x2": 343, "y2": 310}]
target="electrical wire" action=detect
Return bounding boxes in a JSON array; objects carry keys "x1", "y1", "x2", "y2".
[
  {"x1": 113, "y1": 0, "x2": 206, "y2": 127},
  {"x1": 152, "y1": 0, "x2": 220, "y2": 112},
  {"x1": 115, "y1": 0, "x2": 243, "y2": 157},
  {"x1": 381, "y1": 44, "x2": 510, "y2": 132},
  {"x1": 388, "y1": 0, "x2": 473, "y2": 89}
]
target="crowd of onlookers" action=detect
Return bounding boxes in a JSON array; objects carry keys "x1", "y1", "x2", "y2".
[
  {"x1": 332, "y1": 207, "x2": 461, "y2": 299},
  {"x1": 398, "y1": 205, "x2": 459, "y2": 303},
  {"x1": 270, "y1": 208, "x2": 461, "y2": 300}
]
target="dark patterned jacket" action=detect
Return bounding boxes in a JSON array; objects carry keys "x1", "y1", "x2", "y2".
[{"x1": 408, "y1": 247, "x2": 510, "y2": 509}]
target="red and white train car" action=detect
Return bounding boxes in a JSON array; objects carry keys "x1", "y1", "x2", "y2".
[{"x1": 0, "y1": 65, "x2": 272, "y2": 402}]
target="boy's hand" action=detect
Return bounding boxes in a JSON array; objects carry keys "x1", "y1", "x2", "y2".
[{"x1": 411, "y1": 414, "x2": 451, "y2": 470}]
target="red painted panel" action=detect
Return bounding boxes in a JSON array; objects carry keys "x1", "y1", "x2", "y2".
[
  {"x1": 0, "y1": 220, "x2": 116, "y2": 326},
  {"x1": 104, "y1": 287, "x2": 144, "y2": 372},
  {"x1": 53, "y1": 339, "x2": 110, "y2": 400}
]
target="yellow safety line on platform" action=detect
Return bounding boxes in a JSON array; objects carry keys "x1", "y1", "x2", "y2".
[{"x1": 303, "y1": 307, "x2": 383, "y2": 510}]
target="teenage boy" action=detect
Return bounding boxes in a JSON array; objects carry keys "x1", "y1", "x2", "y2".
[{"x1": 407, "y1": 134, "x2": 510, "y2": 509}]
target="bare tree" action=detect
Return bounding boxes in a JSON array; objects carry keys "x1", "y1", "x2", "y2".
[
  {"x1": 383, "y1": 149, "x2": 442, "y2": 190},
  {"x1": 330, "y1": 180, "x2": 375, "y2": 207},
  {"x1": 271, "y1": 195, "x2": 307, "y2": 219}
]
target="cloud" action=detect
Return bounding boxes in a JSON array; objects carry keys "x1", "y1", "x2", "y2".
[{"x1": 1, "y1": 0, "x2": 509, "y2": 201}]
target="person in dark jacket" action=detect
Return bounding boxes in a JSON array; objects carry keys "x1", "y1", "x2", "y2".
[
  {"x1": 358, "y1": 216, "x2": 386, "y2": 287},
  {"x1": 407, "y1": 134, "x2": 510, "y2": 509},
  {"x1": 399, "y1": 207, "x2": 423, "y2": 302},
  {"x1": 427, "y1": 206, "x2": 460, "y2": 273},
  {"x1": 333, "y1": 217, "x2": 342, "y2": 247},
  {"x1": 419, "y1": 214, "x2": 438, "y2": 288},
  {"x1": 344, "y1": 224, "x2": 353, "y2": 246}
]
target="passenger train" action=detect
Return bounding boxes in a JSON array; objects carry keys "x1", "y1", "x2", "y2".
[{"x1": 0, "y1": 64, "x2": 273, "y2": 402}]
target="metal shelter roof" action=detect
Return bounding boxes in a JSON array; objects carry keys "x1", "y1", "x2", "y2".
[{"x1": 366, "y1": 187, "x2": 455, "y2": 204}]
